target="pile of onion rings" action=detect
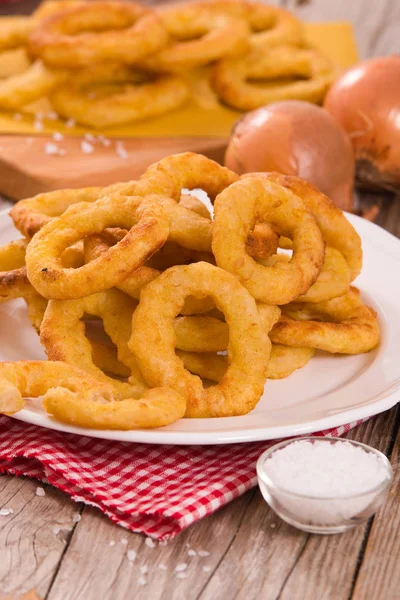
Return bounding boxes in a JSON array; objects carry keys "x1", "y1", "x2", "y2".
[
  {"x1": 0, "y1": 0, "x2": 337, "y2": 128},
  {"x1": 0, "y1": 152, "x2": 379, "y2": 430}
]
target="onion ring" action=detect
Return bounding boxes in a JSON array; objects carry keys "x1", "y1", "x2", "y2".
[
  {"x1": 201, "y1": 1, "x2": 304, "y2": 50},
  {"x1": 130, "y1": 262, "x2": 276, "y2": 418},
  {"x1": 270, "y1": 287, "x2": 380, "y2": 354},
  {"x1": 139, "y1": 2, "x2": 250, "y2": 72},
  {"x1": 25, "y1": 194, "x2": 170, "y2": 300},
  {"x1": 9, "y1": 182, "x2": 129, "y2": 239},
  {"x1": 0, "y1": 60, "x2": 67, "y2": 110},
  {"x1": 28, "y1": 1, "x2": 168, "y2": 68},
  {"x1": 0, "y1": 17, "x2": 33, "y2": 52},
  {"x1": 179, "y1": 194, "x2": 211, "y2": 219},
  {"x1": 249, "y1": 173, "x2": 363, "y2": 279},
  {"x1": 40, "y1": 288, "x2": 147, "y2": 398},
  {"x1": 177, "y1": 343, "x2": 315, "y2": 381},
  {"x1": 0, "y1": 239, "x2": 32, "y2": 302},
  {"x1": 212, "y1": 44, "x2": 336, "y2": 111},
  {"x1": 0, "y1": 360, "x2": 186, "y2": 430},
  {"x1": 50, "y1": 71, "x2": 189, "y2": 128},
  {"x1": 259, "y1": 247, "x2": 351, "y2": 303},
  {"x1": 212, "y1": 176, "x2": 325, "y2": 304}
]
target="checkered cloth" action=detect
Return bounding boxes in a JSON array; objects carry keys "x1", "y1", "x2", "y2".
[{"x1": 0, "y1": 415, "x2": 364, "y2": 539}]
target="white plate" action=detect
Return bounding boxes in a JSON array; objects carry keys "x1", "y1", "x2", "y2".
[{"x1": 1, "y1": 209, "x2": 400, "y2": 445}]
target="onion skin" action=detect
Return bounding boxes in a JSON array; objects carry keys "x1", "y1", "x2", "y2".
[
  {"x1": 224, "y1": 100, "x2": 355, "y2": 211},
  {"x1": 324, "y1": 56, "x2": 400, "y2": 193}
]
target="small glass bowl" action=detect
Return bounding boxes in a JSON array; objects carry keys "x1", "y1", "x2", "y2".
[{"x1": 256, "y1": 436, "x2": 393, "y2": 534}]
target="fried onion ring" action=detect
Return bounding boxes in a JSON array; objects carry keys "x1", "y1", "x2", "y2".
[
  {"x1": 25, "y1": 194, "x2": 170, "y2": 299},
  {"x1": 212, "y1": 176, "x2": 325, "y2": 304},
  {"x1": 130, "y1": 262, "x2": 276, "y2": 418},
  {"x1": 0, "y1": 60, "x2": 67, "y2": 110},
  {"x1": 270, "y1": 287, "x2": 380, "y2": 354},
  {"x1": 202, "y1": 1, "x2": 304, "y2": 50},
  {"x1": 28, "y1": 1, "x2": 168, "y2": 68},
  {"x1": 259, "y1": 247, "x2": 351, "y2": 303},
  {"x1": 139, "y1": 2, "x2": 250, "y2": 72},
  {"x1": 50, "y1": 70, "x2": 189, "y2": 128},
  {"x1": 10, "y1": 181, "x2": 129, "y2": 239},
  {"x1": 249, "y1": 173, "x2": 363, "y2": 280},
  {"x1": 177, "y1": 343, "x2": 315, "y2": 381},
  {"x1": 0, "y1": 361, "x2": 186, "y2": 430},
  {"x1": 0, "y1": 239, "x2": 32, "y2": 302},
  {"x1": 0, "y1": 17, "x2": 33, "y2": 51},
  {"x1": 179, "y1": 194, "x2": 211, "y2": 219},
  {"x1": 40, "y1": 288, "x2": 147, "y2": 398},
  {"x1": 212, "y1": 44, "x2": 336, "y2": 111}
]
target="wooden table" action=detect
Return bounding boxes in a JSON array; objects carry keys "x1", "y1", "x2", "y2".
[{"x1": 0, "y1": 1, "x2": 399, "y2": 599}]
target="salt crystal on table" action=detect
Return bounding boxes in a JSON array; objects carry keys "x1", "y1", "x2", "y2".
[
  {"x1": 34, "y1": 120, "x2": 44, "y2": 131},
  {"x1": 140, "y1": 565, "x2": 148, "y2": 574},
  {"x1": 127, "y1": 550, "x2": 137, "y2": 562},
  {"x1": 53, "y1": 526, "x2": 61, "y2": 535},
  {"x1": 159, "y1": 564, "x2": 167, "y2": 570},
  {"x1": 176, "y1": 572, "x2": 187, "y2": 579},
  {"x1": 84, "y1": 133, "x2": 96, "y2": 143},
  {"x1": 159, "y1": 540, "x2": 168, "y2": 546},
  {"x1": 36, "y1": 487, "x2": 45, "y2": 497},
  {"x1": 72, "y1": 513, "x2": 81, "y2": 523},
  {"x1": 115, "y1": 141, "x2": 128, "y2": 159},
  {"x1": 188, "y1": 549, "x2": 197, "y2": 557},
  {"x1": 109, "y1": 540, "x2": 116, "y2": 547},
  {"x1": 0, "y1": 507, "x2": 13, "y2": 516},
  {"x1": 121, "y1": 537, "x2": 128, "y2": 545},
  {"x1": 175, "y1": 563, "x2": 187, "y2": 572},
  {"x1": 198, "y1": 551, "x2": 210, "y2": 557},
  {"x1": 52, "y1": 132, "x2": 64, "y2": 141},
  {"x1": 65, "y1": 118, "x2": 76, "y2": 128},
  {"x1": 145, "y1": 537, "x2": 156, "y2": 548},
  {"x1": 81, "y1": 141, "x2": 94, "y2": 154},
  {"x1": 202, "y1": 566, "x2": 211, "y2": 573},
  {"x1": 98, "y1": 135, "x2": 111, "y2": 147},
  {"x1": 138, "y1": 577, "x2": 147, "y2": 586}
]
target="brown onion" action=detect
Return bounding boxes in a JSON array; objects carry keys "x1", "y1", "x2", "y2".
[
  {"x1": 224, "y1": 100, "x2": 355, "y2": 211},
  {"x1": 324, "y1": 56, "x2": 400, "y2": 192}
]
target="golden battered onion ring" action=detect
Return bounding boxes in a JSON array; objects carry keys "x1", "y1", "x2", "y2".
[
  {"x1": 130, "y1": 262, "x2": 276, "y2": 418},
  {"x1": 28, "y1": 1, "x2": 168, "y2": 69},
  {"x1": 0, "y1": 360, "x2": 186, "y2": 430},
  {"x1": 251, "y1": 173, "x2": 363, "y2": 279},
  {"x1": 25, "y1": 194, "x2": 170, "y2": 300},
  {"x1": 212, "y1": 176, "x2": 325, "y2": 304},
  {"x1": 0, "y1": 239, "x2": 32, "y2": 302},
  {"x1": 40, "y1": 288, "x2": 147, "y2": 398},
  {"x1": 0, "y1": 60, "x2": 67, "y2": 110},
  {"x1": 10, "y1": 182, "x2": 128, "y2": 239},
  {"x1": 202, "y1": 1, "x2": 304, "y2": 50},
  {"x1": 139, "y1": 2, "x2": 250, "y2": 72},
  {"x1": 177, "y1": 343, "x2": 315, "y2": 381},
  {"x1": 212, "y1": 44, "x2": 336, "y2": 111},
  {"x1": 0, "y1": 17, "x2": 33, "y2": 52},
  {"x1": 270, "y1": 287, "x2": 380, "y2": 354},
  {"x1": 50, "y1": 71, "x2": 189, "y2": 128},
  {"x1": 134, "y1": 152, "x2": 239, "y2": 201},
  {"x1": 179, "y1": 194, "x2": 211, "y2": 219},
  {"x1": 259, "y1": 247, "x2": 351, "y2": 303}
]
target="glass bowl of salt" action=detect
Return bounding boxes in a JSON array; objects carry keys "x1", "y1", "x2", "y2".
[{"x1": 256, "y1": 437, "x2": 392, "y2": 534}]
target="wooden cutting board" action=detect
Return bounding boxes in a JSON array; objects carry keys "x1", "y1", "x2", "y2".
[{"x1": 0, "y1": 134, "x2": 227, "y2": 201}]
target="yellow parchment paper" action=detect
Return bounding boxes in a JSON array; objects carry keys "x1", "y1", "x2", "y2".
[{"x1": 0, "y1": 22, "x2": 358, "y2": 138}]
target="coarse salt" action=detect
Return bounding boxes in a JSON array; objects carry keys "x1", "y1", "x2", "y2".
[
  {"x1": 202, "y1": 566, "x2": 211, "y2": 573},
  {"x1": 44, "y1": 143, "x2": 65, "y2": 156},
  {"x1": 187, "y1": 549, "x2": 197, "y2": 557},
  {"x1": 176, "y1": 572, "x2": 187, "y2": 580},
  {"x1": 145, "y1": 537, "x2": 156, "y2": 548},
  {"x1": 138, "y1": 577, "x2": 147, "y2": 586},
  {"x1": 261, "y1": 440, "x2": 390, "y2": 526},
  {"x1": 140, "y1": 565, "x2": 148, "y2": 575},
  {"x1": 0, "y1": 507, "x2": 13, "y2": 516},
  {"x1": 52, "y1": 132, "x2": 64, "y2": 142},
  {"x1": 36, "y1": 487, "x2": 46, "y2": 497},
  {"x1": 109, "y1": 540, "x2": 116, "y2": 547},
  {"x1": 175, "y1": 563, "x2": 187, "y2": 573},
  {"x1": 159, "y1": 564, "x2": 167, "y2": 570},
  {"x1": 115, "y1": 141, "x2": 128, "y2": 159},
  {"x1": 121, "y1": 537, "x2": 128, "y2": 545},
  {"x1": 81, "y1": 141, "x2": 94, "y2": 154},
  {"x1": 127, "y1": 550, "x2": 137, "y2": 562},
  {"x1": 198, "y1": 551, "x2": 210, "y2": 557},
  {"x1": 65, "y1": 118, "x2": 76, "y2": 128},
  {"x1": 72, "y1": 513, "x2": 81, "y2": 523}
]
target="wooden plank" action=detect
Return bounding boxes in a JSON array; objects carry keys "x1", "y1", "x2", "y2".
[
  {"x1": 285, "y1": 0, "x2": 399, "y2": 58},
  {"x1": 0, "y1": 476, "x2": 80, "y2": 599},
  {"x1": 198, "y1": 408, "x2": 398, "y2": 600},
  {"x1": 46, "y1": 492, "x2": 254, "y2": 600},
  {"x1": 352, "y1": 411, "x2": 400, "y2": 600}
]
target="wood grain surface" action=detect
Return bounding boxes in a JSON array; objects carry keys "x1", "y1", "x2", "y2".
[{"x1": 0, "y1": 1, "x2": 399, "y2": 600}]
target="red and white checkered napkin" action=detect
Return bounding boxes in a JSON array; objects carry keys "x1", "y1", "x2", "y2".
[{"x1": 0, "y1": 415, "x2": 364, "y2": 540}]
